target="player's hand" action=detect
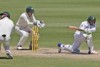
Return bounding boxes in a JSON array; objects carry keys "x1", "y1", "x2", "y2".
[
  {"x1": 84, "y1": 28, "x2": 92, "y2": 34},
  {"x1": 40, "y1": 20, "x2": 45, "y2": 27},
  {"x1": 36, "y1": 20, "x2": 45, "y2": 28},
  {"x1": 15, "y1": 26, "x2": 20, "y2": 31}
]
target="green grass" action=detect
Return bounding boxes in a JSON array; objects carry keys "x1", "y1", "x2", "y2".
[
  {"x1": 0, "y1": 0, "x2": 100, "y2": 67},
  {"x1": 1, "y1": 56, "x2": 100, "y2": 67}
]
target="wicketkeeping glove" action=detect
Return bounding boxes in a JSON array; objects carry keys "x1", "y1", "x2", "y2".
[
  {"x1": 40, "y1": 20, "x2": 45, "y2": 27},
  {"x1": 36, "y1": 20, "x2": 45, "y2": 28}
]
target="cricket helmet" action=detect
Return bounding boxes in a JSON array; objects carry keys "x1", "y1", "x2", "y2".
[
  {"x1": 26, "y1": 6, "x2": 34, "y2": 13},
  {"x1": 87, "y1": 16, "x2": 96, "y2": 23},
  {"x1": 0, "y1": 11, "x2": 10, "y2": 18},
  {"x1": 3, "y1": 11, "x2": 10, "y2": 18}
]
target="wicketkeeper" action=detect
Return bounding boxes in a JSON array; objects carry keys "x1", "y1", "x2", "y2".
[
  {"x1": 0, "y1": 12, "x2": 14, "y2": 59},
  {"x1": 57, "y1": 16, "x2": 98, "y2": 54},
  {"x1": 15, "y1": 6, "x2": 45, "y2": 50}
]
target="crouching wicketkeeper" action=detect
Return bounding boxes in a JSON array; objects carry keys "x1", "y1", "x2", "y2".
[{"x1": 15, "y1": 6, "x2": 45, "y2": 50}]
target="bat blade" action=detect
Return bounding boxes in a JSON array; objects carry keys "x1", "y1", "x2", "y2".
[
  {"x1": 67, "y1": 26, "x2": 83, "y2": 31},
  {"x1": 67, "y1": 26, "x2": 78, "y2": 30}
]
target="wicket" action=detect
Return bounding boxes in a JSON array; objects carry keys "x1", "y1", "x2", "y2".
[{"x1": 32, "y1": 26, "x2": 39, "y2": 51}]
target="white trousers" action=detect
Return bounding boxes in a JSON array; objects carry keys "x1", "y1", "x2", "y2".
[
  {"x1": 63, "y1": 33, "x2": 94, "y2": 53},
  {"x1": 0, "y1": 35, "x2": 12, "y2": 54},
  {"x1": 15, "y1": 26, "x2": 30, "y2": 46}
]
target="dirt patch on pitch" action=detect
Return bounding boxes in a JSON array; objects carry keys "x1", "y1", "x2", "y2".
[{"x1": 0, "y1": 47, "x2": 100, "y2": 60}]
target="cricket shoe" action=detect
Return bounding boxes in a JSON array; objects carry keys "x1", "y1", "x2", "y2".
[
  {"x1": 88, "y1": 50, "x2": 98, "y2": 54},
  {"x1": 17, "y1": 45, "x2": 22, "y2": 50},
  {"x1": 6, "y1": 51, "x2": 13, "y2": 59},
  {"x1": 57, "y1": 43, "x2": 64, "y2": 53}
]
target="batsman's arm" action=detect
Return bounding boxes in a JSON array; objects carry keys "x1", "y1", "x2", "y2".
[{"x1": 67, "y1": 26, "x2": 94, "y2": 34}]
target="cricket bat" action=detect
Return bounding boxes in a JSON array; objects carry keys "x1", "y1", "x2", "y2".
[{"x1": 67, "y1": 26, "x2": 83, "y2": 31}]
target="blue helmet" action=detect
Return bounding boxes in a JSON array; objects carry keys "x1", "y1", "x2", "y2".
[{"x1": 26, "y1": 6, "x2": 34, "y2": 13}]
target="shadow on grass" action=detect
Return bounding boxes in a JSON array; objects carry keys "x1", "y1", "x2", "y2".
[
  {"x1": 72, "y1": 52, "x2": 89, "y2": 55},
  {"x1": 0, "y1": 57, "x2": 13, "y2": 59},
  {"x1": 43, "y1": 51, "x2": 90, "y2": 55}
]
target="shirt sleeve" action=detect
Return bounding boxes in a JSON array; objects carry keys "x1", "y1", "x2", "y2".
[
  {"x1": 79, "y1": 21, "x2": 96, "y2": 34},
  {"x1": 79, "y1": 22, "x2": 86, "y2": 30}
]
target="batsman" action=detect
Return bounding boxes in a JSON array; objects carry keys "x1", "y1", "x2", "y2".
[
  {"x1": 15, "y1": 6, "x2": 45, "y2": 50},
  {"x1": 57, "y1": 16, "x2": 98, "y2": 54}
]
